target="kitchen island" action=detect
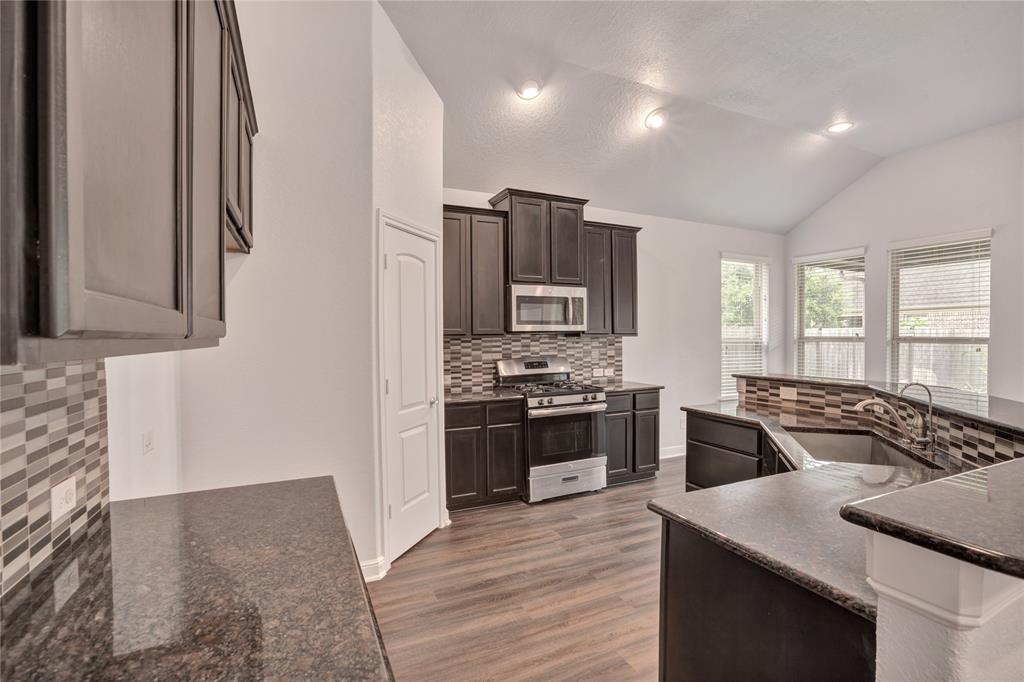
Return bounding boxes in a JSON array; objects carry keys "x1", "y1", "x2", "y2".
[{"x1": 1, "y1": 477, "x2": 391, "y2": 681}]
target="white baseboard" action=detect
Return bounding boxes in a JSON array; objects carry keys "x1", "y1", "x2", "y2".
[
  {"x1": 361, "y1": 555, "x2": 390, "y2": 582},
  {"x1": 660, "y1": 444, "x2": 686, "y2": 460}
]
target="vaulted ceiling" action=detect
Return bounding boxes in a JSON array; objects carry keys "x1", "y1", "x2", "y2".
[{"x1": 382, "y1": 1, "x2": 1023, "y2": 233}]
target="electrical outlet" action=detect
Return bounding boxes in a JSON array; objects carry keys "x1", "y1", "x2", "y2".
[
  {"x1": 592, "y1": 368, "x2": 603, "y2": 378},
  {"x1": 780, "y1": 386, "x2": 798, "y2": 401},
  {"x1": 50, "y1": 477, "x2": 77, "y2": 522},
  {"x1": 143, "y1": 430, "x2": 155, "y2": 456},
  {"x1": 604, "y1": 368, "x2": 614, "y2": 377}
]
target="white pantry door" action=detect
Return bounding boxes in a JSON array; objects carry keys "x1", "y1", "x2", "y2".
[{"x1": 382, "y1": 219, "x2": 441, "y2": 560}]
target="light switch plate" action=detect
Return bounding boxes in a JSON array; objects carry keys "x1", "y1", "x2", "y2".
[
  {"x1": 51, "y1": 477, "x2": 77, "y2": 522},
  {"x1": 592, "y1": 368, "x2": 603, "y2": 377},
  {"x1": 780, "y1": 386, "x2": 798, "y2": 401}
]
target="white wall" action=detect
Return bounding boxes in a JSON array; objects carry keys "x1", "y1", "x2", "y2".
[
  {"x1": 786, "y1": 118, "x2": 1024, "y2": 400},
  {"x1": 106, "y1": 1, "x2": 443, "y2": 570},
  {"x1": 444, "y1": 188, "x2": 787, "y2": 452},
  {"x1": 106, "y1": 352, "x2": 182, "y2": 500}
]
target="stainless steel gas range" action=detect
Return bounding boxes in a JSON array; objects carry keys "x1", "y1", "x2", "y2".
[{"x1": 495, "y1": 356, "x2": 607, "y2": 502}]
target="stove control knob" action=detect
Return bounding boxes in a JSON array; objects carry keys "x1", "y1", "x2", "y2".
[
  {"x1": 548, "y1": 398, "x2": 555, "y2": 405},
  {"x1": 591, "y1": 393, "x2": 598, "y2": 400},
  {"x1": 582, "y1": 395, "x2": 589, "y2": 401}
]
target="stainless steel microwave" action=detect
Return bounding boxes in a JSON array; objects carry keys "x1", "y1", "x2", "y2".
[{"x1": 508, "y1": 284, "x2": 587, "y2": 333}]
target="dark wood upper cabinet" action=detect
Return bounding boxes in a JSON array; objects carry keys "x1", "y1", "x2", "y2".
[
  {"x1": 489, "y1": 189, "x2": 587, "y2": 286},
  {"x1": 190, "y1": 0, "x2": 227, "y2": 339},
  {"x1": 469, "y1": 213, "x2": 506, "y2": 335},
  {"x1": 0, "y1": 0, "x2": 256, "y2": 364},
  {"x1": 611, "y1": 228, "x2": 639, "y2": 335},
  {"x1": 549, "y1": 201, "x2": 583, "y2": 284},
  {"x1": 583, "y1": 225, "x2": 613, "y2": 334},
  {"x1": 442, "y1": 211, "x2": 471, "y2": 335},
  {"x1": 442, "y1": 205, "x2": 507, "y2": 337},
  {"x1": 583, "y1": 221, "x2": 640, "y2": 336},
  {"x1": 223, "y1": 0, "x2": 257, "y2": 253},
  {"x1": 508, "y1": 195, "x2": 549, "y2": 283}
]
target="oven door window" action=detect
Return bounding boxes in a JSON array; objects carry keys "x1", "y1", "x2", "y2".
[
  {"x1": 529, "y1": 413, "x2": 595, "y2": 466},
  {"x1": 517, "y1": 296, "x2": 569, "y2": 326}
]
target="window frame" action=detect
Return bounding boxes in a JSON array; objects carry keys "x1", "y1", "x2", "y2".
[
  {"x1": 793, "y1": 249, "x2": 866, "y2": 380},
  {"x1": 886, "y1": 231, "x2": 992, "y2": 393},
  {"x1": 720, "y1": 253, "x2": 770, "y2": 400}
]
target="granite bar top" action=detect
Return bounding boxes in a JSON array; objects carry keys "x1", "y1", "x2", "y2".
[
  {"x1": 733, "y1": 372, "x2": 1024, "y2": 434},
  {"x1": 648, "y1": 462, "x2": 937, "y2": 621},
  {"x1": 1, "y1": 477, "x2": 392, "y2": 681},
  {"x1": 841, "y1": 458, "x2": 1024, "y2": 579}
]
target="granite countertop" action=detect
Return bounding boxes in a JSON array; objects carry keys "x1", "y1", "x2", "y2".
[
  {"x1": 604, "y1": 381, "x2": 664, "y2": 393},
  {"x1": 1, "y1": 477, "x2": 392, "y2": 681},
  {"x1": 648, "y1": 400, "x2": 973, "y2": 621},
  {"x1": 841, "y1": 458, "x2": 1024, "y2": 579},
  {"x1": 648, "y1": 462, "x2": 938, "y2": 621},
  {"x1": 733, "y1": 372, "x2": 1024, "y2": 433},
  {"x1": 444, "y1": 380, "x2": 663, "y2": 404}
]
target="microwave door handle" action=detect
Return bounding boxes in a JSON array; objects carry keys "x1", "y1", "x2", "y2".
[{"x1": 528, "y1": 403, "x2": 607, "y2": 419}]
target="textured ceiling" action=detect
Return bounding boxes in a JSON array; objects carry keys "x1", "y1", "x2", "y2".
[{"x1": 382, "y1": 1, "x2": 1024, "y2": 232}]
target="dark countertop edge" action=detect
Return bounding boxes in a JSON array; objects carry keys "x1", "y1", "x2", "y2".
[
  {"x1": 444, "y1": 381, "x2": 663, "y2": 404},
  {"x1": 732, "y1": 373, "x2": 1024, "y2": 434},
  {"x1": 647, "y1": 499, "x2": 876, "y2": 621},
  {"x1": 839, "y1": 503, "x2": 1024, "y2": 579},
  {"x1": 605, "y1": 382, "x2": 664, "y2": 393}
]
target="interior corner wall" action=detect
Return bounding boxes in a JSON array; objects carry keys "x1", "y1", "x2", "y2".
[
  {"x1": 785, "y1": 118, "x2": 1024, "y2": 401},
  {"x1": 175, "y1": 0, "x2": 379, "y2": 558},
  {"x1": 442, "y1": 188, "x2": 787, "y2": 452}
]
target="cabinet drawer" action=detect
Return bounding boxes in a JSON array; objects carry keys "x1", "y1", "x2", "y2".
[
  {"x1": 687, "y1": 414, "x2": 760, "y2": 456},
  {"x1": 634, "y1": 391, "x2": 660, "y2": 410},
  {"x1": 445, "y1": 404, "x2": 484, "y2": 429},
  {"x1": 606, "y1": 394, "x2": 633, "y2": 413},
  {"x1": 686, "y1": 441, "x2": 760, "y2": 489},
  {"x1": 486, "y1": 401, "x2": 523, "y2": 425}
]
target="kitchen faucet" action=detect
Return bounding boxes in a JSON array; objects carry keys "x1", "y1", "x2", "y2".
[{"x1": 854, "y1": 382, "x2": 934, "y2": 450}]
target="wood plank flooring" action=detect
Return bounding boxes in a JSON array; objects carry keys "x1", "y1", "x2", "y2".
[{"x1": 367, "y1": 459, "x2": 686, "y2": 681}]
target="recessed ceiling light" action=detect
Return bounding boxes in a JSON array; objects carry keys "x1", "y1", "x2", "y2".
[
  {"x1": 645, "y1": 109, "x2": 666, "y2": 130},
  {"x1": 826, "y1": 121, "x2": 855, "y2": 134},
  {"x1": 517, "y1": 80, "x2": 541, "y2": 100}
]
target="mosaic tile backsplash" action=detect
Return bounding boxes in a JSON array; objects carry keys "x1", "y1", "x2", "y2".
[
  {"x1": 738, "y1": 376, "x2": 1024, "y2": 467},
  {"x1": 444, "y1": 334, "x2": 623, "y2": 395},
  {"x1": 0, "y1": 360, "x2": 109, "y2": 596}
]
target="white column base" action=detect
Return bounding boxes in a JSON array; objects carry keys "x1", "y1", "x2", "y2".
[{"x1": 866, "y1": 531, "x2": 1024, "y2": 681}]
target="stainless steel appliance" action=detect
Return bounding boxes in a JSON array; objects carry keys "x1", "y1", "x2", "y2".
[
  {"x1": 496, "y1": 356, "x2": 606, "y2": 502},
  {"x1": 507, "y1": 284, "x2": 587, "y2": 333}
]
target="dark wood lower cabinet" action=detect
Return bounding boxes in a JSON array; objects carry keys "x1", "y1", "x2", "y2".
[
  {"x1": 659, "y1": 519, "x2": 875, "y2": 681},
  {"x1": 686, "y1": 412, "x2": 774, "y2": 490},
  {"x1": 445, "y1": 400, "x2": 524, "y2": 511},
  {"x1": 606, "y1": 389, "x2": 660, "y2": 485}
]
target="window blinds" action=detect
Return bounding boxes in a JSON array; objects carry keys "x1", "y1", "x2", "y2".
[
  {"x1": 721, "y1": 258, "x2": 768, "y2": 399},
  {"x1": 888, "y1": 236, "x2": 991, "y2": 394},
  {"x1": 795, "y1": 254, "x2": 865, "y2": 380}
]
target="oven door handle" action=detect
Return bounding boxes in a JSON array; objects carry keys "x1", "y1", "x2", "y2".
[{"x1": 528, "y1": 403, "x2": 607, "y2": 419}]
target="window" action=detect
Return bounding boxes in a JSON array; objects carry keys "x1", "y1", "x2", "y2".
[
  {"x1": 795, "y1": 252, "x2": 866, "y2": 380},
  {"x1": 888, "y1": 234, "x2": 991, "y2": 394},
  {"x1": 721, "y1": 257, "x2": 768, "y2": 399}
]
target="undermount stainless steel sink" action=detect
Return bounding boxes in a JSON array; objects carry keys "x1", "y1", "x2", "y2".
[{"x1": 788, "y1": 431, "x2": 931, "y2": 469}]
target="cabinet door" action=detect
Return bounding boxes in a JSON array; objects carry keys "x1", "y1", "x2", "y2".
[
  {"x1": 509, "y1": 195, "x2": 550, "y2": 283},
  {"x1": 224, "y1": 42, "x2": 251, "y2": 250},
  {"x1": 445, "y1": 427, "x2": 485, "y2": 510},
  {"x1": 611, "y1": 229, "x2": 638, "y2": 335},
  {"x1": 190, "y1": 0, "x2": 226, "y2": 338},
  {"x1": 584, "y1": 226, "x2": 612, "y2": 334},
  {"x1": 550, "y1": 201, "x2": 583, "y2": 285},
  {"x1": 486, "y1": 423, "x2": 523, "y2": 498},
  {"x1": 442, "y1": 212, "x2": 470, "y2": 335},
  {"x1": 634, "y1": 408, "x2": 660, "y2": 474},
  {"x1": 470, "y1": 214, "x2": 506, "y2": 335},
  {"x1": 606, "y1": 411, "x2": 634, "y2": 478},
  {"x1": 41, "y1": 0, "x2": 188, "y2": 340}
]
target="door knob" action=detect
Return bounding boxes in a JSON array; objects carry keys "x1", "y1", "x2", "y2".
[{"x1": 429, "y1": 397, "x2": 438, "y2": 407}]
